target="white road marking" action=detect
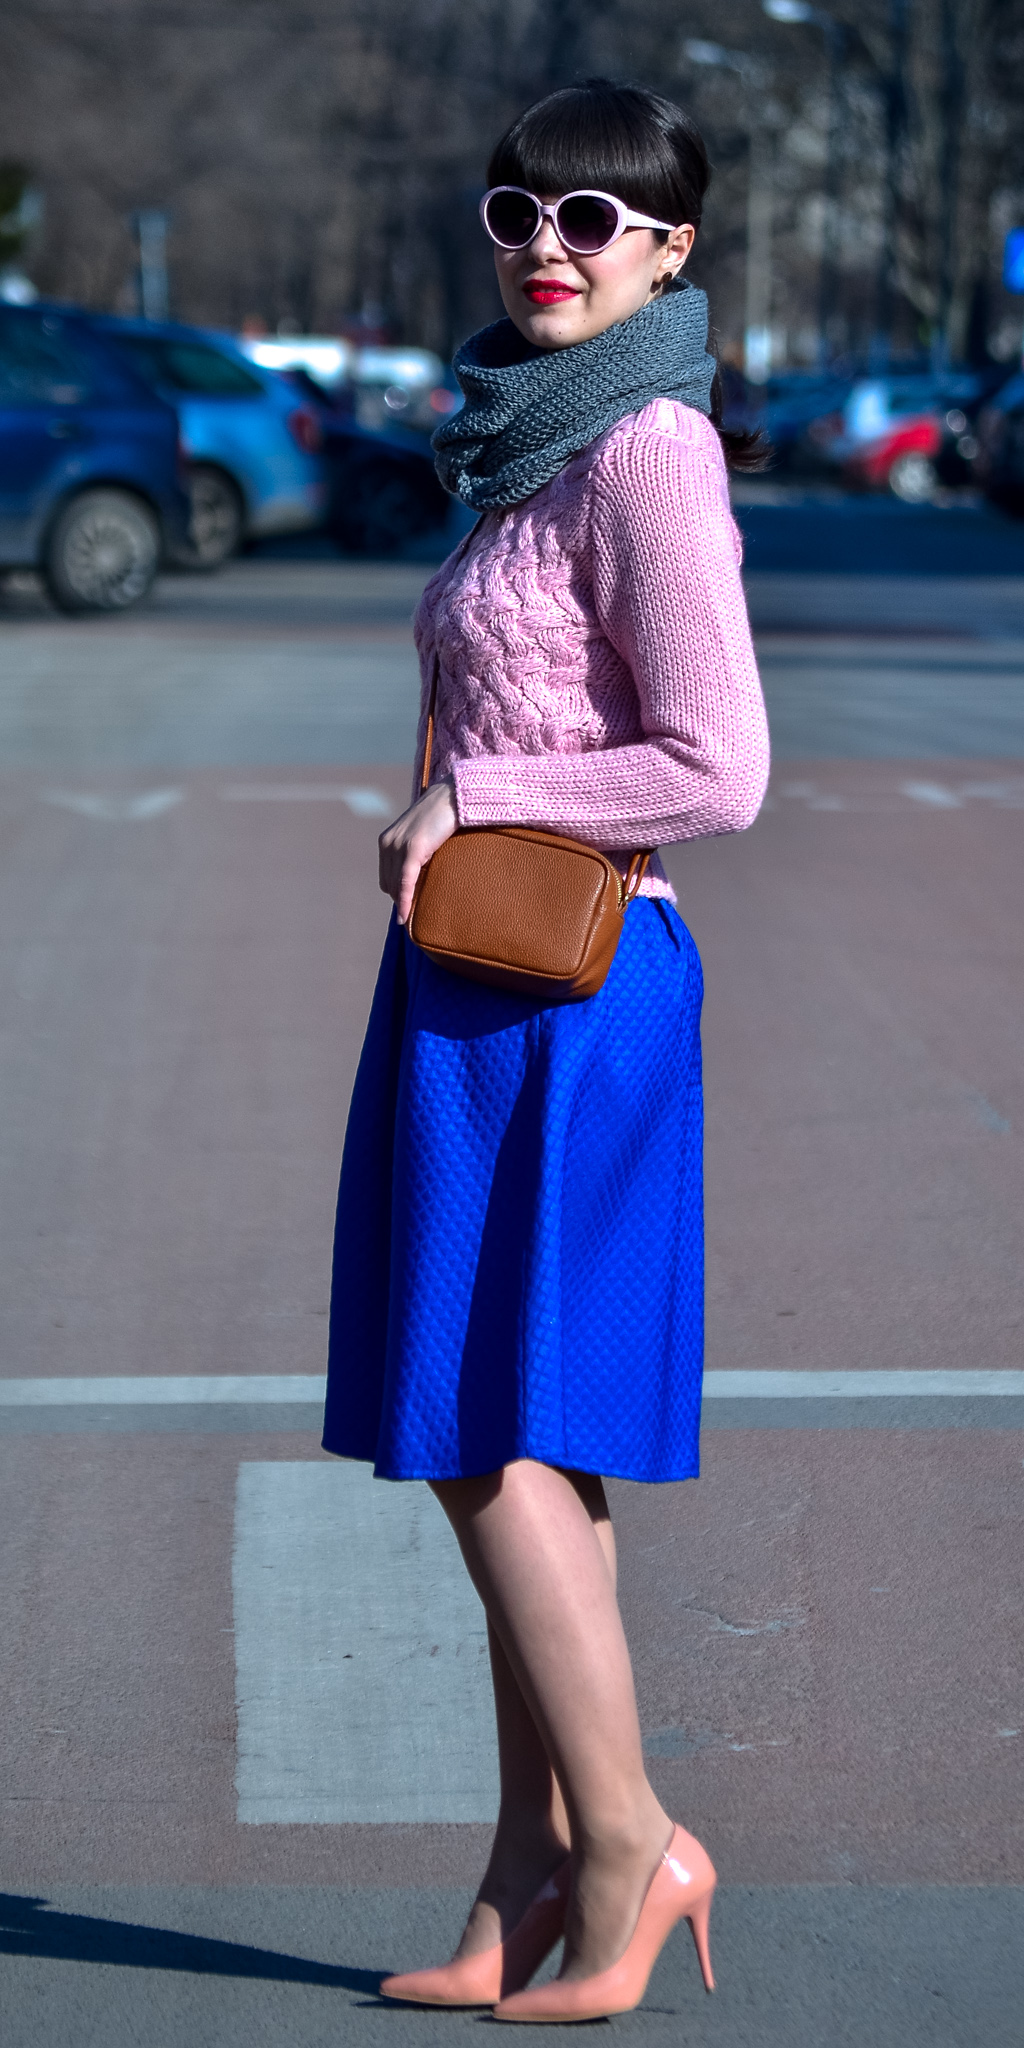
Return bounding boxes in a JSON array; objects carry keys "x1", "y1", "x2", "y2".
[
  {"x1": 3, "y1": 1370, "x2": 1024, "y2": 1406},
  {"x1": 703, "y1": 1370, "x2": 1024, "y2": 1398},
  {"x1": 219, "y1": 783, "x2": 394, "y2": 815},
  {"x1": 232, "y1": 1461, "x2": 499, "y2": 1823},
  {"x1": 900, "y1": 780, "x2": 964, "y2": 808},
  {"x1": 44, "y1": 789, "x2": 184, "y2": 821},
  {"x1": 772, "y1": 776, "x2": 1024, "y2": 813},
  {"x1": 340, "y1": 786, "x2": 397, "y2": 817},
  {"x1": 0, "y1": 1375, "x2": 327, "y2": 1404},
  {"x1": 969, "y1": 1091, "x2": 1011, "y2": 1134}
]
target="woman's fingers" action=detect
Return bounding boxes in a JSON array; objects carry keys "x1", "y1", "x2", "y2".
[
  {"x1": 396, "y1": 854, "x2": 423, "y2": 927},
  {"x1": 377, "y1": 805, "x2": 415, "y2": 903},
  {"x1": 378, "y1": 779, "x2": 458, "y2": 923}
]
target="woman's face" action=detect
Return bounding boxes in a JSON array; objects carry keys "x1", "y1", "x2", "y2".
[{"x1": 494, "y1": 200, "x2": 695, "y2": 350}]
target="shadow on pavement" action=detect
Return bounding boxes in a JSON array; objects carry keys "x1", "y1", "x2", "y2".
[{"x1": 0, "y1": 1891, "x2": 383, "y2": 1994}]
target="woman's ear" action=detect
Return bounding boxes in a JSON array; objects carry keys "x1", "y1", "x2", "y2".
[{"x1": 655, "y1": 222, "x2": 695, "y2": 288}]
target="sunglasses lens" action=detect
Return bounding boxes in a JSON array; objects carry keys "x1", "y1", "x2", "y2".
[
  {"x1": 555, "y1": 193, "x2": 619, "y2": 253},
  {"x1": 484, "y1": 190, "x2": 541, "y2": 247}
]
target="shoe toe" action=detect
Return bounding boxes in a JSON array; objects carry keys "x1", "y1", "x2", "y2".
[{"x1": 380, "y1": 1954, "x2": 503, "y2": 2006}]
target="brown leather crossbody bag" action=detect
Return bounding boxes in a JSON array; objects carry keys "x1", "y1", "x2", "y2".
[{"x1": 407, "y1": 653, "x2": 651, "y2": 1002}]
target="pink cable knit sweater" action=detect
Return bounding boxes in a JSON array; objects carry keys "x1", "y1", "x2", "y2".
[{"x1": 413, "y1": 397, "x2": 769, "y2": 900}]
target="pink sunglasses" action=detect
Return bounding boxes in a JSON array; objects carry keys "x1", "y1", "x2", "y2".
[{"x1": 480, "y1": 186, "x2": 676, "y2": 257}]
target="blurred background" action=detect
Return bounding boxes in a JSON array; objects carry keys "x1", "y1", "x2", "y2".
[
  {"x1": 3, "y1": 0, "x2": 1024, "y2": 593},
  {"x1": 2, "y1": 0, "x2": 1024, "y2": 367}
]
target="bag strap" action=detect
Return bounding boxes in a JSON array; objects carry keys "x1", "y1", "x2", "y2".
[
  {"x1": 621, "y1": 849, "x2": 652, "y2": 902},
  {"x1": 420, "y1": 649, "x2": 441, "y2": 796}
]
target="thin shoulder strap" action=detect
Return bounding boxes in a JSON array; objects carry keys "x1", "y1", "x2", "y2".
[
  {"x1": 420, "y1": 514, "x2": 484, "y2": 795},
  {"x1": 622, "y1": 849, "x2": 652, "y2": 900},
  {"x1": 420, "y1": 650, "x2": 441, "y2": 795}
]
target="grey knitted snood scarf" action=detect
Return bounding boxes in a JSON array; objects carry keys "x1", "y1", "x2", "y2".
[{"x1": 432, "y1": 276, "x2": 716, "y2": 512}]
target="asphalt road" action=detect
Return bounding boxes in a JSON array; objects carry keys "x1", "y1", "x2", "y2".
[{"x1": 0, "y1": 535, "x2": 1022, "y2": 2046}]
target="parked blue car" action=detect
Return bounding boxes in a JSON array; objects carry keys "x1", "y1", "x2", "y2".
[
  {"x1": 973, "y1": 370, "x2": 1024, "y2": 514},
  {"x1": 0, "y1": 301, "x2": 190, "y2": 611},
  {"x1": 88, "y1": 316, "x2": 327, "y2": 566}
]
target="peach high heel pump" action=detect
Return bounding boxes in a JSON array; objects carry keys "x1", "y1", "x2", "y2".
[
  {"x1": 380, "y1": 1858, "x2": 570, "y2": 2008},
  {"x1": 493, "y1": 1824, "x2": 715, "y2": 2023}
]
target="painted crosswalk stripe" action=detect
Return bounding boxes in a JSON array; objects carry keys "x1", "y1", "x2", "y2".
[
  {"x1": 702, "y1": 1369, "x2": 1024, "y2": 1398},
  {"x1": 3, "y1": 1370, "x2": 1024, "y2": 1405},
  {"x1": 44, "y1": 789, "x2": 184, "y2": 821},
  {"x1": 0, "y1": 1375, "x2": 328, "y2": 1404},
  {"x1": 232, "y1": 1461, "x2": 499, "y2": 1824}
]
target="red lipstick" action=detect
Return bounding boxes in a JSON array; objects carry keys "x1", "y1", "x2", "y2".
[{"x1": 523, "y1": 280, "x2": 580, "y2": 305}]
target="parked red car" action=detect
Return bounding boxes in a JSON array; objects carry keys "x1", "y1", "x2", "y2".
[
  {"x1": 845, "y1": 412, "x2": 942, "y2": 499},
  {"x1": 811, "y1": 377, "x2": 982, "y2": 501}
]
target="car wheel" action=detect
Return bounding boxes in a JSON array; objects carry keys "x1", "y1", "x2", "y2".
[
  {"x1": 42, "y1": 489, "x2": 161, "y2": 614},
  {"x1": 888, "y1": 452, "x2": 937, "y2": 503},
  {"x1": 174, "y1": 464, "x2": 245, "y2": 569},
  {"x1": 331, "y1": 461, "x2": 442, "y2": 555}
]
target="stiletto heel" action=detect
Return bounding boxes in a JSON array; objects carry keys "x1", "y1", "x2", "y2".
[
  {"x1": 493, "y1": 1824, "x2": 716, "y2": 2023},
  {"x1": 685, "y1": 1883, "x2": 715, "y2": 1992},
  {"x1": 380, "y1": 1858, "x2": 569, "y2": 2007}
]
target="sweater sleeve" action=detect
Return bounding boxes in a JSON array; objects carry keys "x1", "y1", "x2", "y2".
[{"x1": 449, "y1": 410, "x2": 770, "y2": 849}]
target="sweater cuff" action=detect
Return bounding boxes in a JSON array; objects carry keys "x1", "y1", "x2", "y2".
[{"x1": 451, "y1": 753, "x2": 550, "y2": 830}]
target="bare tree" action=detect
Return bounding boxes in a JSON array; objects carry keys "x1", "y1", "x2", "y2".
[{"x1": 0, "y1": 0, "x2": 1020, "y2": 362}]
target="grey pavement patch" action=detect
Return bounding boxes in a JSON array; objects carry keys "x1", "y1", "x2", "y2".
[
  {"x1": 232, "y1": 1462, "x2": 500, "y2": 1824},
  {"x1": 3, "y1": 561, "x2": 1024, "y2": 771},
  {"x1": 743, "y1": 570, "x2": 1024, "y2": 637},
  {"x1": 701, "y1": 1397, "x2": 1024, "y2": 1430},
  {"x1": 644, "y1": 1726, "x2": 737, "y2": 1758},
  {"x1": 0, "y1": 1883, "x2": 1021, "y2": 2048},
  {"x1": 0, "y1": 636, "x2": 422, "y2": 769},
  {"x1": 759, "y1": 649, "x2": 1024, "y2": 674},
  {"x1": 754, "y1": 640, "x2": 1024, "y2": 759}
]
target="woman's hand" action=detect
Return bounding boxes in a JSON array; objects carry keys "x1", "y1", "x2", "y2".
[{"x1": 378, "y1": 777, "x2": 458, "y2": 925}]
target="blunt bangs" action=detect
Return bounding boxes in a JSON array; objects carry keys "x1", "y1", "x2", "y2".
[
  {"x1": 484, "y1": 79, "x2": 770, "y2": 472},
  {"x1": 486, "y1": 81, "x2": 709, "y2": 233}
]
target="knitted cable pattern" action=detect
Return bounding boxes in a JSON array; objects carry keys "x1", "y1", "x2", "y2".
[{"x1": 414, "y1": 398, "x2": 770, "y2": 900}]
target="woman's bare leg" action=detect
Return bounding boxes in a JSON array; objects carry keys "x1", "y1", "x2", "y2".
[
  {"x1": 431, "y1": 1460, "x2": 672, "y2": 1979},
  {"x1": 442, "y1": 1472, "x2": 617, "y2": 1960}
]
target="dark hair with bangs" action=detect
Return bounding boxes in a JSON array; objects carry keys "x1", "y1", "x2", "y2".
[{"x1": 487, "y1": 80, "x2": 767, "y2": 472}]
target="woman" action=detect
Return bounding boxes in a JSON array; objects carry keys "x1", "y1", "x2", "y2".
[{"x1": 322, "y1": 78, "x2": 769, "y2": 2022}]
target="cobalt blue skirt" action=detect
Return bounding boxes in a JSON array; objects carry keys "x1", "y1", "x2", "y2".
[{"x1": 322, "y1": 897, "x2": 704, "y2": 1482}]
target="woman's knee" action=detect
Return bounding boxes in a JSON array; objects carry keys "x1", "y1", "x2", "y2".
[
  {"x1": 559, "y1": 1468, "x2": 611, "y2": 1528},
  {"x1": 429, "y1": 1467, "x2": 504, "y2": 1524}
]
